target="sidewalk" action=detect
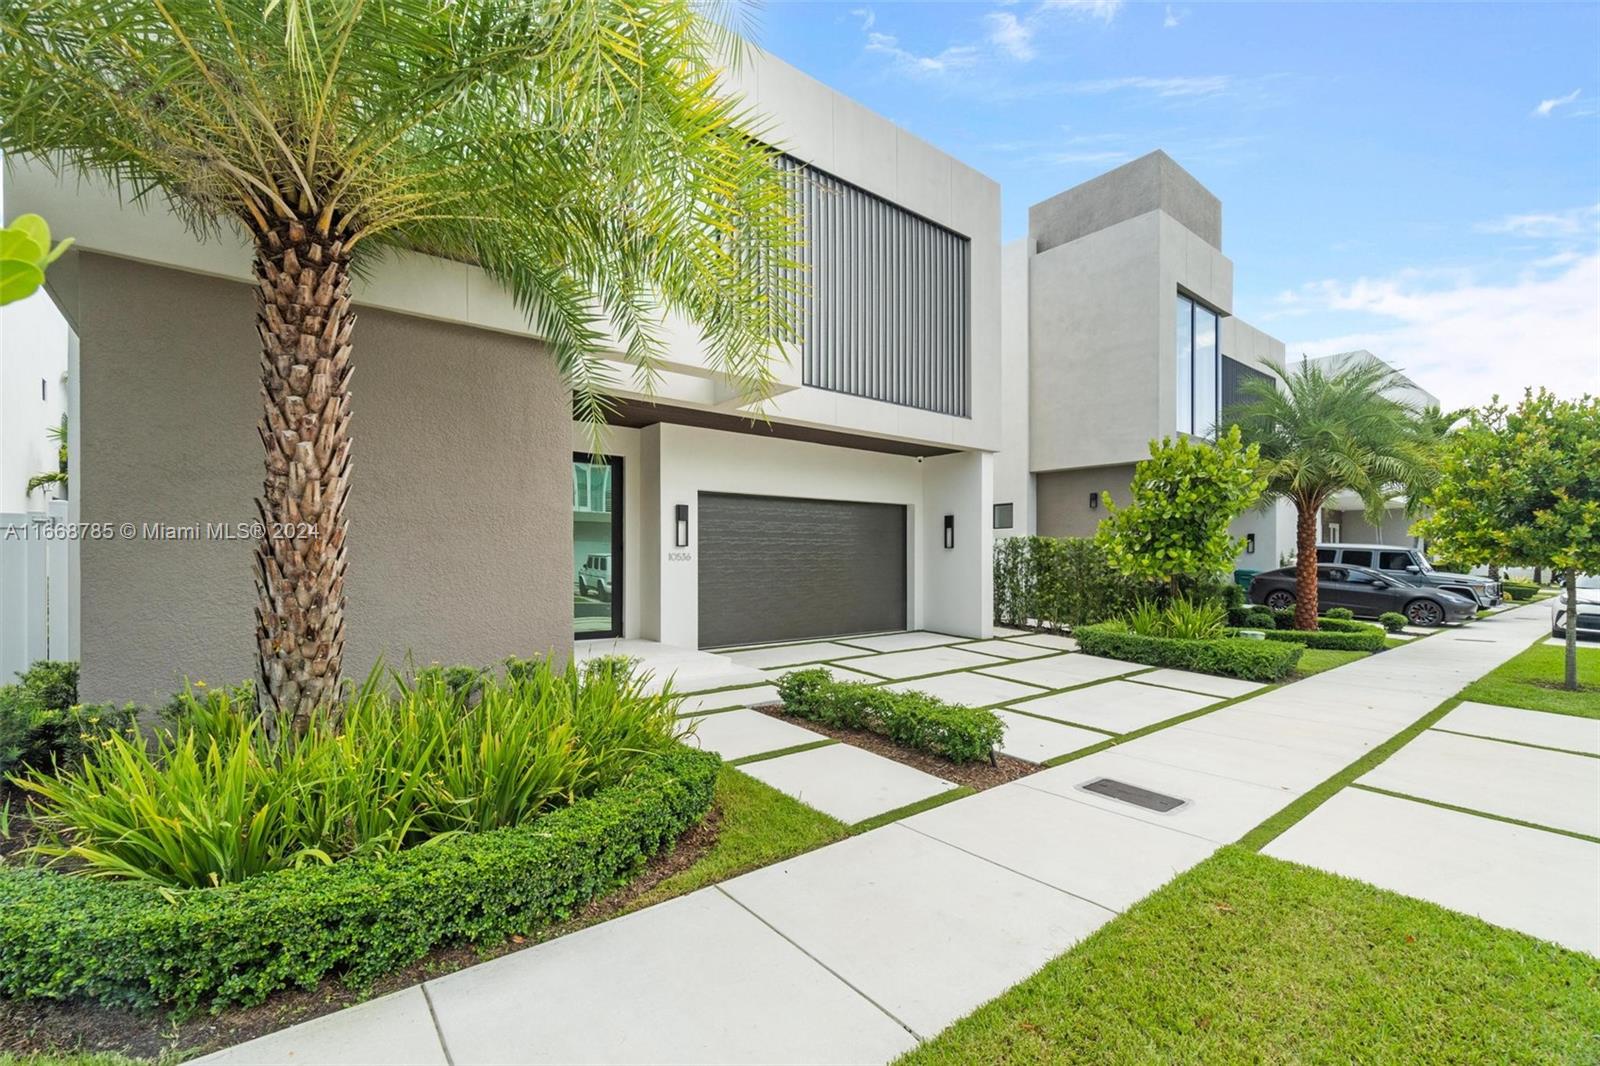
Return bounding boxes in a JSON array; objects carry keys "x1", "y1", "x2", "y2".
[{"x1": 199, "y1": 605, "x2": 1554, "y2": 1065}]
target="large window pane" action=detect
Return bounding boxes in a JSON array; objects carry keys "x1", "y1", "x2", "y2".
[
  {"x1": 1193, "y1": 304, "x2": 1218, "y2": 437},
  {"x1": 574, "y1": 459, "x2": 619, "y2": 636},
  {"x1": 1176, "y1": 295, "x2": 1194, "y2": 435}
]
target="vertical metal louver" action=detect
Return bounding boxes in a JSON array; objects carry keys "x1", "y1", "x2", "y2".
[{"x1": 778, "y1": 157, "x2": 971, "y2": 417}]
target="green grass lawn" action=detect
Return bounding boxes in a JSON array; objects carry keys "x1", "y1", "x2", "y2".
[
  {"x1": 1290, "y1": 648, "x2": 1370, "y2": 677},
  {"x1": 628, "y1": 765, "x2": 848, "y2": 908},
  {"x1": 898, "y1": 847, "x2": 1600, "y2": 1066},
  {"x1": 1457, "y1": 641, "x2": 1600, "y2": 719}
]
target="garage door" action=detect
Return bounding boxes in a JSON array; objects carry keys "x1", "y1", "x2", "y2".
[{"x1": 697, "y1": 492, "x2": 907, "y2": 648}]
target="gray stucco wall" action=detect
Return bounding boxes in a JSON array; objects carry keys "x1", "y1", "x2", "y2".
[
  {"x1": 75, "y1": 253, "x2": 572, "y2": 705},
  {"x1": 1034, "y1": 464, "x2": 1137, "y2": 539},
  {"x1": 1030, "y1": 151, "x2": 1221, "y2": 254}
]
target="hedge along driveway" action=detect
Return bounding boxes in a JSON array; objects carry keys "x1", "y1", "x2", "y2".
[{"x1": 0, "y1": 749, "x2": 719, "y2": 1011}]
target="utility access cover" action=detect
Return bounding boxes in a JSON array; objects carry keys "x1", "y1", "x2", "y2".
[{"x1": 1080, "y1": 777, "x2": 1187, "y2": 813}]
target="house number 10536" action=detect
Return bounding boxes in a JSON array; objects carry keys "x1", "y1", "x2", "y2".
[{"x1": 668, "y1": 551, "x2": 693, "y2": 562}]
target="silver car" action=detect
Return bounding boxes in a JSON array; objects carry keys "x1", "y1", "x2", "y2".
[{"x1": 1552, "y1": 573, "x2": 1600, "y2": 641}]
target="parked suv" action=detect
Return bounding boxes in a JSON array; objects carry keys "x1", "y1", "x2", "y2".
[
  {"x1": 1249, "y1": 565, "x2": 1478, "y2": 627},
  {"x1": 577, "y1": 553, "x2": 612, "y2": 600},
  {"x1": 1315, "y1": 544, "x2": 1501, "y2": 608}
]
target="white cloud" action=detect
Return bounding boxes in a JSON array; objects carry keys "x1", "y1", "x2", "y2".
[
  {"x1": 1066, "y1": 74, "x2": 1231, "y2": 97},
  {"x1": 850, "y1": 7, "x2": 875, "y2": 31},
  {"x1": 864, "y1": 31, "x2": 979, "y2": 76},
  {"x1": 1533, "y1": 88, "x2": 1581, "y2": 117},
  {"x1": 1163, "y1": 5, "x2": 1183, "y2": 28},
  {"x1": 1477, "y1": 203, "x2": 1600, "y2": 239},
  {"x1": 1041, "y1": 0, "x2": 1125, "y2": 22},
  {"x1": 985, "y1": 11, "x2": 1036, "y2": 61},
  {"x1": 1285, "y1": 255, "x2": 1600, "y2": 410}
]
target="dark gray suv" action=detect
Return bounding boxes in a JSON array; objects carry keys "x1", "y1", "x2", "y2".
[
  {"x1": 1315, "y1": 544, "x2": 1501, "y2": 608},
  {"x1": 1250, "y1": 565, "x2": 1478, "y2": 627}
]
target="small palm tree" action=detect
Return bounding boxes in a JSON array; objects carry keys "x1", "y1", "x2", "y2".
[
  {"x1": 1223, "y1": 357, "x2": 1433, "y2": 630},
  {"x1": 0, "y1": 0, "x2": 800, "y2": 738}
]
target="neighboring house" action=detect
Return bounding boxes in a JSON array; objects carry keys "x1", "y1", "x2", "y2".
[
  {"x1": 991, "y1": 156, "x2": 1441, "y2": 571},
  {"x1": 992, "y1": 151, "x2": 1296, "y2": 569},
  {"x1": 3, "y1": 49, "x2": 1000, "y2": 705}
]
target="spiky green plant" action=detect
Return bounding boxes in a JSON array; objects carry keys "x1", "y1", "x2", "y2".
[
  {"x1": 0, "y1": 0, "x2": 800, "y2": 737},
  {"x1": 1222, "y1": 357, "x2": 1434, "y2": 630}
]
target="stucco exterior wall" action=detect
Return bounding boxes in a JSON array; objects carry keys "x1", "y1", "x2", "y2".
[
  {"x1": 993, "y1": 240, "x2": 1034, "y2": 537},
  {"x1": 73, "y1": 253, "x2": 572, "y2": 705},
  {"x1": 1034, "y1": 463, "x2": 1137, "y2": 539}
]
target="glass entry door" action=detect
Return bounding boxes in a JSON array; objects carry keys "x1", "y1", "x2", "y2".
[{"x1": 573, "y1": 454, "x2": 622, "y2": 638}]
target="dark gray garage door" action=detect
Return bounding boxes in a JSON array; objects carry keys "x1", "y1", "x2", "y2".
[{"x1": 697, "y1": 493, "x2": 907, "y2": 648}]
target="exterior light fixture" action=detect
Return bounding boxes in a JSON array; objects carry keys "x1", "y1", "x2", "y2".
[
  {"x1": 943, "y1": 514, "x2": 955, "y2": 550},
  {"x1": 674, "y1": 504, "x2": 689, "y2": 548},
  {"x1": 1246, "y1": 533, "x2": 1257, "y2": 555},
  {"x1": 1088, "y1": 492, "x2": 1100, "y2": 510}
]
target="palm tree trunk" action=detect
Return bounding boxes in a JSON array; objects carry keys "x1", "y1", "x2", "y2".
[
  {"x1": 252, "y1": 219, "x2": 353, "y2": 740},
  {"x1": 1565, "y1": 569, "x2": 1579, "y2": 691},
  {"x1": 1293, "y1": 502, "x2": 1319, "y2": 631}
]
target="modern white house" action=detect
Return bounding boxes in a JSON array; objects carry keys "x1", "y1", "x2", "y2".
[
  {"x1": 3, "y1": 48, "x2": 999, "y2": 704},
  {"x1": 2, "y1": 46, "x2": 1444, "y2": 704}
]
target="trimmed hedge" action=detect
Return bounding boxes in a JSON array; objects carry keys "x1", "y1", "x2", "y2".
[
  {"x1": 1502, "y1": 581, "x2": 1538, "y2": 601},
  {"x1": 1076, "y1": 625, "x2": 1303, "y2": 682},
  {"x1": 0, "y1": 748, "x2": 718, "y2": 1011},
  {"x1": 993, "y1": 536, "x2": 1149, "y2": 631},
  {"x1": 776, "y1": 669, "x2": 1003, "y2": 764},
  {"x1": 1260, "y1": 619, "x2": 1387, "y2": 652},
  {"x1": 1379, "y1": 612, "x2": 1409, "y2": 633}
]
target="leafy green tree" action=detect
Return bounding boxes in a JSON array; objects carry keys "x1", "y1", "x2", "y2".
[
  {"x1": 1095, "y1": 426, "x2": 1267, "y2": 598},
  {"x1": 1415, "y1": 389, "x2": 1600, "y2": 690},
  {"x1": 0, "y1": 214, "x2": 72, "y2": 305},
  {"x1": 1223, "y1": 357, "x2": 1434, "y2": 630},
  {"x1": 0, "y1": 0, "x2": 799, "y2": 738}
]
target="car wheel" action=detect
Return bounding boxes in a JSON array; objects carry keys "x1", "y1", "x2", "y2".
[
  {"x1": 578, "y1": 578, "x2": 590, "y2": 597},
  {"x1": 1265, "y1": 591, "x2": 1295, "y2": 611},
  {"x1": 1407, "y1": 599, "x2": 1444, "y2": 627}
]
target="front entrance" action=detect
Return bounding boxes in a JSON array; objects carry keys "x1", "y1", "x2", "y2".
[
  {"x1": 573, "y1": 454, "x2": 622, "y2": 639},
  {"x1": 696, "y1": 492, "x2": 907, "y2": 648}
]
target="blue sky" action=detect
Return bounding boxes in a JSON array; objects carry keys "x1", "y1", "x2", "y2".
[{"x1": 753, "y1": 0, "x2": 1600, "y2": 410}]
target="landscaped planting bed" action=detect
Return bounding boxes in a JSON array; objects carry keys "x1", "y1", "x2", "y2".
[{"x1": 1075, "y1": 624, "x2": 1303, "y2": 682}]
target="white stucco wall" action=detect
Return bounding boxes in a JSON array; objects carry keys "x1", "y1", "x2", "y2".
[
  {"x1": 993, "y1": 240, "x2": 1033, "y2": 537},
  {"x1": 0, "y1": 289, "x2": 69, "y2": 515}
]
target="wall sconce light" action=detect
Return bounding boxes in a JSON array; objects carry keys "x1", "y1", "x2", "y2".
[
  {"x1": 674, "y1": 504, "x2": 689, "y2": 548},
  {"x1": 1088, "y1": 492, "x2": 1100, "y2": 510},
  {"x1": 1246, "y1": 533, "x2": 1257, "y2": 555},
  {"x1": 943, "y1": 514, "x2": 955, "y2": 550}
]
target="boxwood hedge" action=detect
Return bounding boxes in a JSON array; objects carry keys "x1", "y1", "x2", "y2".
[
  {"x1": 1259, "y1": 614, "x2": 1387, "y2": 652},
  {"x1": 0, "y1": 747, "x2": 718, "y2": 1012},
  {"x1": 1075, "y1": 625, "x2": 1303, "y2": 682},
  {"x1": 775, "y1": 669, "x2": 1004, "y2": 763}
]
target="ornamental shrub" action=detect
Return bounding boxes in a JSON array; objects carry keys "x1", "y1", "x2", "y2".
[
  {"x1": 1075, "y1": 625, "x2": 1302, "y2": 682},
  {"x1": 1323, "y1": 607, "x2": 1355, "y2": 620},
  {"x1": 0, "y1": 660, "x2": 136, "y2": 779},
  {"x1": 0, "y1": 749, "x2": 717, "y2": 1011},
  {"x1": 1379, "y1": 612, "x2": 1409, "y2": 633},
  {"x1": 1261, "y1": 624, "x2": 1386, "y2": 652},
  {"x1": 776, "y1": 671, "x2": 1003, "y2": 763},
  {"x1": 992, "y1": 536, "x2": 1147, "y2": 631},
  {"x1": 1501, "y1": 581, "x2": 1538, "y2": 601}
]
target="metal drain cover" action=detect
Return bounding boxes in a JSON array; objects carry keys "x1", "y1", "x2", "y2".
[{"x1": 1079, "y1": 777, "x2": 1187, "y2": 813}]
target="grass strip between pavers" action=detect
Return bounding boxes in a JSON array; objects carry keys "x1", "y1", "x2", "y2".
[
  {"x1": 1428, "y1": 726, "x2": 1600, "y2": 760},
  {"x1": 1349, "y1": 783, "x2": 1600, "y2": 845},
  {"x1": 725, "y1": 739, "x2": 837, "y2": 767},
  {"x1": 849, "y1": 786, "x2": 975, "y2": 834}
]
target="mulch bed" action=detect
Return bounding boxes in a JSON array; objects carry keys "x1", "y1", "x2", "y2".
[
  {"x1": 0, "y1": 802, "x2": 723, "y2": 1062},
  {"x1": 750, "y1": 702, "x2": 1040, "y2": 790}
]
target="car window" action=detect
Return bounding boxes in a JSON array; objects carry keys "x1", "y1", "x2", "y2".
[
  {"x1": 1316, "y1": 549, "x2": 1335, "y2": 563},
  {"x1": 1577, "y1": 574, "x2": 1600, "y2": 589},
  {"x1": 1317, "y1": 567, "x2": 1347, "y2": 582},
  {"x1": 1378, "y1": 551, "x2": 1414, "y2": 570},
  {"x1": 1344, "y1": 570, "x2": 1377, "y2": 585},
  {"x1": 1341, "y1": 549, "x2": 1373, "y2": 567}
]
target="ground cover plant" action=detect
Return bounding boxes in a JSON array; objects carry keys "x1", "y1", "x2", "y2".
[
  {"x1": 775, "y1": 670, "x2": 1004, "y2": 763},
  {"x1": 1290, "y1": 648, "x2": 1372, "y2": 678},
  {"x1": 1457, "y1": 642, "x2": 1599, "y2": 719},
  {"x1": 0, "y1": 662, "x2": 136, "y2": 780},
  {"x1": 898, "y1": 846, "x2": 1600, "y2": 1065}
]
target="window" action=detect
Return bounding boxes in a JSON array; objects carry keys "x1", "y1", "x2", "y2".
[
  {"x1": 1318, "y1": 567, "x2": 1348, "y2": 582},
  {"x1": 1176, "y1": 294, "x2": 1220, "y2": 436},
  {"x1": 1343, "y1": 569, "x2": 1378, "y2": 585},
  {"x1": 1379, "y1": 551, "x2": 1415, "y2": 571},
  {"x1": 993, "y1": 503, "x2": 1014, "y2": 530},
  {"x1": 1316, "y1": 548, "x2": 1336, "y2": 563},
  {"x1": 1341, "y1": 549, "x2": 1374, "y2": 568}
]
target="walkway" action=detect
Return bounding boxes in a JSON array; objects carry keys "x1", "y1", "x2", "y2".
[{"x1": 199, "y1": 604, "x2": 1556, "y2": 1065}]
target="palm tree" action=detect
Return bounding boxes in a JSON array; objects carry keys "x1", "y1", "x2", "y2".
[
  {"x1": 1222, "y1": 357, "x2": 1434, "y2": 630},
  {"x1": 0, "y1": 0, "x2": 800, "y2": 738}
]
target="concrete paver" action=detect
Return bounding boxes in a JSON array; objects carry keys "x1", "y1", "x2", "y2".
[
  {"x1": 991, "y1": 709, "x2": 1107, "y2": 763},
  {"x1": 844, "y1": 645, "x2": 1004, "y2": 680},
  {"x1": 726, "y1": 641, "x2": 873, "y2": 670},
  {"x1": 194, "y1": 988, "x2": 448, "y2": 1065},
  {"x1": 885, "y1": 670, "x2": 1044, "y2": 708},
  {"x1": 958, "y1": 639, "x2": 1059, "y2": 659},
  {"x1": 1435, "y1": 701, "x2": 1600, "y2": 756},
  {"x1": 683, "y1": 709, "x2": 825, "y2": 762},
  {"x1": 739, "y1": 742, "x2": 954, "y2": 824},
  {"x1": 1010, "y1": 679, "x2": 1215, "y2": 734},
  {"x1": 1266, "y1": 788, "x2": 1600, "y2": 956},
  {"x1": 1131, "y1": 668, "x2": 1265, "y2": 700},
  {"x1": 674, "y1": 684, "x2": 780, "y2": 715},
  {"x1": 836, "y1": 631, "x2": 967, "y2": 653},
  {"x1": 980, "y1": 654, "x2": 1139, "y2": 689}
]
